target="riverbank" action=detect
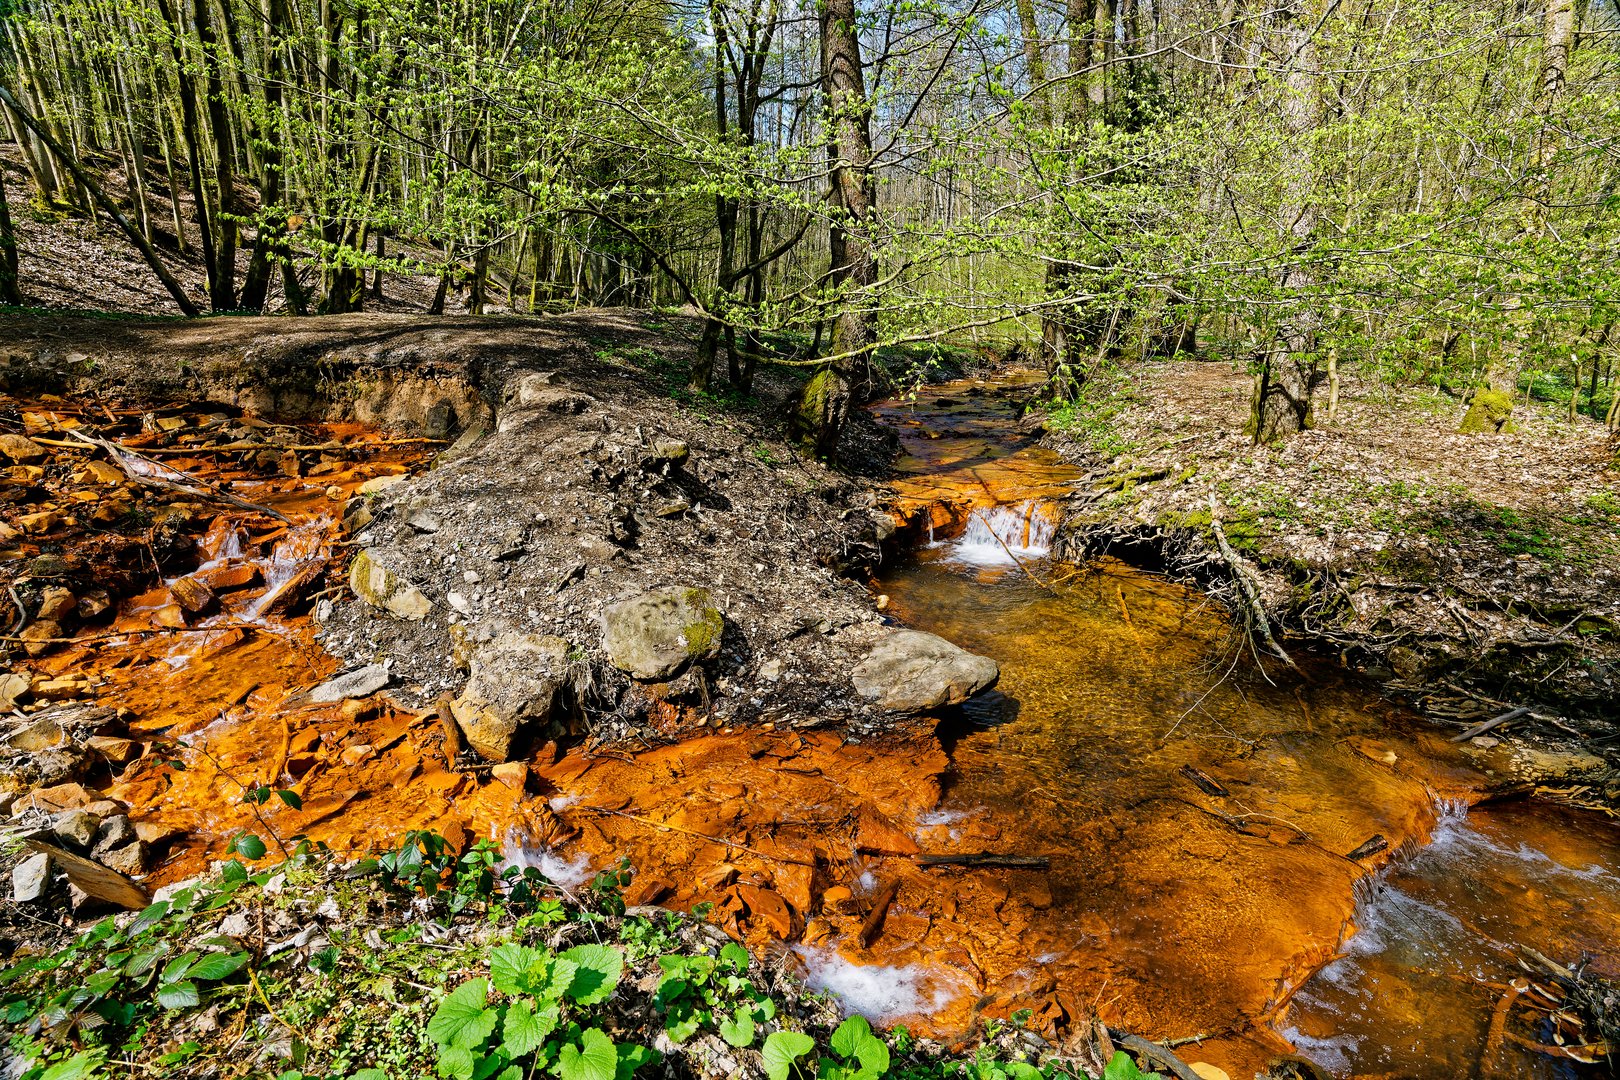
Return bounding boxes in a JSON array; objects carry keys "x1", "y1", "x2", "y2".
[{"x1": 1037, "y1": 360, "x2": 1620, "y2": 801}]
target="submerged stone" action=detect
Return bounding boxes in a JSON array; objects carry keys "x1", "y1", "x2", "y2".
[
  {"x1": 602, "y1": 586, "x2": 724, "y2": 681},
  {"x1": 850, "y1": 630, "x2": 999, "y2": 713}
]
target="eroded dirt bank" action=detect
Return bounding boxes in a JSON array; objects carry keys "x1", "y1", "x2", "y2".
[
  {"x1": 1036, "y1": 362, "x2": 1620, "y2": 744},
  {"x1": 3, "y1": 316, "x2": 1617, "y2": 1080}
]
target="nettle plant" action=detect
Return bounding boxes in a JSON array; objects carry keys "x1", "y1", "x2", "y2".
[{"x1": 426, "y1": 941, "x2": 657, "y2": 1080}]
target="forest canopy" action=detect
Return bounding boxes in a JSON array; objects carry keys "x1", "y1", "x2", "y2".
[{"x1": 1, "y1": 0, "x2": 1617, "y2": 445}]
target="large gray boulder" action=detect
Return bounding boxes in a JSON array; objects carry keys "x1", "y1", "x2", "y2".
[
  {"x1": 602, "y1": 587, "x2": 724, "y2": 681},
  {"x1": 851, "y1": 630, "x2": 999, "y2": 713},
  {"x1": 450, "y1": 633, "x2": 572, "y2": 762}
]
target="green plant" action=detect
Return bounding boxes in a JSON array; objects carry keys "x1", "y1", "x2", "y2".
[
  {"x1": 653, "y1": 940, "x2": 774, "y2": 1044},
  {"x1": 426, "y1": 942, "x2": 655, "y2": 1080}
]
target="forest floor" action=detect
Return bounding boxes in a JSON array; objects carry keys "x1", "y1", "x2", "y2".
[{"x1": 1044, "y1": 360, "x2": 1620, "y2": 792}]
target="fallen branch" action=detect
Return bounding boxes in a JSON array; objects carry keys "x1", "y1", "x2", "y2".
[
  {"x1": 1106, "y1": 1030, "x2": 1204, "y2": 1080},
  {"x1": 859, "y1": 878, "x2": 901, "y2": 947},
  {"x1": 1207, "y1": 494, "x2": 1298, "y2": 673},
  {"x1": 67, "y1": 430, "x2": 291, "y2": 522},
  {"x1": 1451, "y1": 706, "x2": 1531, "y2": 743},
  {"x1": 914, "y1": 853, "x2": 1051, "y2": 870}
]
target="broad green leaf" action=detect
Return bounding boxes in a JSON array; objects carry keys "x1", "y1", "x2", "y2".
[
  {"x1": 428, "y1": 979, "x2": 499, "y2": 1051},
  {"x1": 761, "y1": 1031, "x2": 816, "y2": 1080},
  {"x1": 160, "y1": 953, "x2": 198, "y2": 985},
  {"x1": 41, "y1": 1052, "x2": 104, "y2": 1080},
  {"x1": 614, "y1": 1043, "x2": 660, "y2": 1080},
  {"x1": 1006, "y1": 1064, "x2": 1045, "y2": 1080},
  {"x1": 189, "y1": 952, "x2": 250, "y2": 981},
  {"x1": 1103, "y1": 1051, "x2": 1154, "y2": 1080},
  {"x1": 558, "y1": 944, "x2": 622, "y2": 1005},
  {"x1": 436, "y1": 1045, "x2": 475, "y2": 1080},
  {"x1": 489, "y1": 944, "x2": 544, "y2": 996},
  {"x1": 233, "y1": 834, "x2": 268, "y2": 860},
  {"x1": 156, "y1": 980, "x2": 200, "y2": 1009},
  {"x1": 556, "y1": 1028, "x2": 617, "y2": 1080},
  {"x1": 500, "y1": 997, "x2": 557, "y2": 1059},
  {"x1": 717, "y1": 1007, "x2": 755, "y2": 1048},
  {"x1": 349, "y1": 1071, "x2": 389, "y2": 1080},
  {"x1": 830, "y1": 1015, "x2": 888, "y2": 1075},
  {"x1": 127, "y1": 902, "x2": 170, "y2": 937},
  {"x1": 718, "y1": 942, "x2": 749, "y2": 972}
]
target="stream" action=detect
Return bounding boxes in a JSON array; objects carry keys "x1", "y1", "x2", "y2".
[{"x1": 870, "y1": 372, "x2": 1620, "y2": 1078}]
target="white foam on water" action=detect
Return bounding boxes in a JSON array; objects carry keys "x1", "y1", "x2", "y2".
[
  {"x1": 947, "y1": 501, "x2": 1055, "y2": 567},
  {"x1": 791, "y1": 945, "x2": 966, "y2": 1023},
  {"x1": 498, "y1": 829, "x2": 594, "y2": 889}
]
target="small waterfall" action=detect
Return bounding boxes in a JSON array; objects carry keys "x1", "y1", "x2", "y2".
[{"x1": 948, "y1": 500, "x2": 1055, "y2": 566}]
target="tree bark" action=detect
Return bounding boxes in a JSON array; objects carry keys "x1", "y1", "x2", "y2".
[
  {"x1": 0, "y1": 160, "x2": 21, "y2": 306},
  {"x1": 1246, "y1": 0, "x2": 1324, "y2": 443},
  {"x1": 795, "y1": 0, "x2": 876, "y2": 456}
]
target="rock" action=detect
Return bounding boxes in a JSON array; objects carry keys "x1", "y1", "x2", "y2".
[
  {"x1": 491, "y1": 762, "x2": 528, "y2": 792},
  {"x1": 134, "y1": 820, "x2": 184, "y2": 846},
  {"x1": 33, "y1": 675, "x2": 92, "y2": 701},
  {"x1": 648, "y1": 438, "x2": 689, "y2": 470},
  {"x1": 6, "y1": 714, "x2": 67, "y2": 752},
  {"x1": 79, "y1": 460, "x2": 125, "y2": 485},
  {"x1": 86, "y1": 735, "x2": 139, "y2": 763},
  {"x1": 18, "y1": 510, "x2": 61, "y2": 534},
  {"x1": 855, "y1": 805, "x2": 921, "y2": 856},
  {"x1": 602, "y1": 586, "x2": 724, "y2": 680},
  {"x1": 153, "y1": 604, "x2": 188, "y2": 629},
  {"x1": 97, "y1": 840, "x2": 147, "y2": 876},
  {"x1": 19, "y1": 620, "x2": 63, "y2": 656},
  {"x1": 1188, "y1": 1064, "x2": 1230, "y2": 1080},
  {"x1": 93, "y1": 814, "x2": 137, "y2": 853},
  {"x1": 76, "y1": 588, "x2": 113, "y2": 619},
  {"x1": 0, "y1": 433, "x2": 46, "y2": 462},
  {"x1": 307, "y1": 664, "x2": 392, "y2": 703},
  {"x1": 451, "y1": 633, "x2": 572, "y2": 761},
  {"x1": 850, "y1": 630, "x2": 999, "y2": 712},
  {"x1": 12, "y1": 780, "x2": 92, "y2": 813},
  {"x1": 53, "y1": 808, "x2": 98, "y2": 847},
  {"x1": 357, "y1": 472, "x2": 408, "y2": 495},
  {"x1": 734, "y1": 883, "x2": 797, "y2": 938},
  {"x1": 36, "y1": 586, "x2": 76, "y2": 622},
  {"x1": 13, "y1": 851, "x2": 50, "y2": 901},
  {"x1": 195, "y1": 562, "x2": 260, "y2": 591},
  {"x1": 0, "y1": 672, "x2": 31, "y2": 710},
  {"x1": 349, "y1": 549, "x2": 433, "y2": 620},
  {"x1": 83, "y1": 799, "x2": 126, "y2": 818},
  {"x1": 23, "y1": 840, "x2": 149, "y2": 908}
]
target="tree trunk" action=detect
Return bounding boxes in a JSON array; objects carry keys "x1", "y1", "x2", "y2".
[
  {"x1": 1245, "y1": 0, "x2": 1324, "y2": 443},
  {"x1": 0, "y1": 162, "x2": 21, "y2": 305},
  {"x1": 796, "y1": 0, "x2": 876, "y2": 457}
]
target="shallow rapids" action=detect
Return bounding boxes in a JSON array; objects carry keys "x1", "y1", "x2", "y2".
[{"x1": 873, "y1": 372, "x2": 1620, "y2": 1079}]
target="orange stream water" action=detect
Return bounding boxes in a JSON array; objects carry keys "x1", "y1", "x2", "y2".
[{"x1": 32, "y1": 383, "x2": 1620, "y2": 1080}]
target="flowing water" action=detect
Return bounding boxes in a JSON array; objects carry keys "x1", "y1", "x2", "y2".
[{"x1": 870, "y1": 372, "x2": 1620, "y2": 1078}]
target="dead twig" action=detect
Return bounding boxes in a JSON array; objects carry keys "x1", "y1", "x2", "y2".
[{"x1": 67, "y1": 430, "x2": 291, "y2": 523}]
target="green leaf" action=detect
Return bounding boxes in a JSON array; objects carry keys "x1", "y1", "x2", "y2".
[
  {"x1": 1006, "y1": 1064, "x2": 1045, "y2": 1080},
  {"x1": 717, "y1": 1007, "x2": 756, "y2": 1048},
  {"x1": 41, "y1": 1052, "x2": 104, "y2": 1080},
  {"x1": 436, "y1": 1046, "x2": 475, "y2": 1080},
  {"x1": 488, "y1": 944, "x2": 543, "y2": 996},
  {"x1": 428, "y1": 979, "x2": 499, "y2": 1051},
  {"x1": 277, "y1": 789, "x2": 303, "y2": 810},
  {"x1": 188, "y1": 952, "x2": 250, "y2": 981},
  {"x1": 761, "y1": 1031, "x2": 816, "y2": 1080},
  {"x1": 718, "y1": 942, "x2": 749, "y2": 972},
  {"x1": 830, "y1": 1015, "x2": 888, "y2": 1075},
  {"x1": 500, "y1": 997, "x2": 557, "y2": 1059},
  {"x1": 556, "y1": 1028, "x2": 618, "y2": 1080},
  {"x1": 160, "y1": 952, "x2": 198, "y2": 984},
  {"x1": 614, "y1": 1044, "x2": 660, "y2": 1080},
  {"x1": 558, "y1": 944, "x2": 623, "y2": 1005},
  {"x1": 1103, "y1": 1051, "x2": 1152, "y2": 1080},
  {"x1": 156, "y1": 980, "x2": 200, "y2": 1009},
  {"x1": 233, "y1": 834, "x2": 268, "y2": 860},
  {"x1": 349, "y1": 1071, "x2": 389, "y2": 1080},
  {"x1": 128, "y1": 901, "x2": 170, "y2": 937}
]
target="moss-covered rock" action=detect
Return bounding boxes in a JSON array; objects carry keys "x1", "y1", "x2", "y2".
[
  {"x1": 601, "y1": 585, "x2": 724, "y2": 680},
  {"x1": 1458, "y1": 387, "x2": 1516, "y2": 434}
]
